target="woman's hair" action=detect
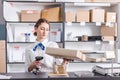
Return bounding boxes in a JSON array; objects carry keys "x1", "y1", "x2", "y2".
[{"x1": 34, "y1": 18, "x2": 50, "y2": 36}]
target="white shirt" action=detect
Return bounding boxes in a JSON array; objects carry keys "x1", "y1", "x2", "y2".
[{"x1": 25, "y1": 39, "x2": 62, "y2": 72}]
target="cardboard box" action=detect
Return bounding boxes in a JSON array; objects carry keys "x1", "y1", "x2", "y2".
[
  {"x1": 102, "y1": 36, "x2": 114, "y2": 41},
  {"x1": 82, "y1": 53, "x2": 106, "y2": 62},
  {"x1": 46, "y1": 47, "x2": 82, "y2": 60},
  {"x1": 65, "y1": 12, "x2": 75, "y2": 22},
  {"x1": 106, "y1": 12, "x2": 116, "y2": 22},
  {"x1": 101, "y1": 25, "x2": 116, "y2": 36},
  {"x1": 0, "y1": 40, "x2": 6, "y2": 73},
  {"x1": 41, "y1": 7, "x2": 61, "y2": 22},
  {"x1": 105, "y1": 51, "x2": 115, "y2": 59},
  {"x1": 21, "y1": 10, "x2": 40, "y2": 22},
  {"x1": 91, "y1": 9, "x2": 105, "y2": 22},
  {"x1": 46, "y1": 47, "x2": 107, "y2": 62},
  {"x1": 76, "y1": 10, "x2": 90, "y2": 22}
]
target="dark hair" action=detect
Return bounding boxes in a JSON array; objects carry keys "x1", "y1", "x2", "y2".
[{"x1": 34, "y1": 18, "x2": 50, "y2": 36}]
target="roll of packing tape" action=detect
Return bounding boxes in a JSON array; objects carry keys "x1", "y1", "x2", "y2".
[{"x1": 82, "y1": 35, "x2": 88, "y2": 41}]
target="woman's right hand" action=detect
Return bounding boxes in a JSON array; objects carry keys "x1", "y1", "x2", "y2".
[{"x1": 28, "y1": 60, "x2": 41, "y2": 72}]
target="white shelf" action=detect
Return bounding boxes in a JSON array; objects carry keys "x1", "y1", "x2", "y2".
[{"x1": 74, "y1": 2, "x2": 111, "y2": 7}]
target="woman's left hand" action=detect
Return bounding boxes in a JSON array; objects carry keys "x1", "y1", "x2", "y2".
[{"x1": 62, "y1": 58, "x2": 72, "y2": 65}]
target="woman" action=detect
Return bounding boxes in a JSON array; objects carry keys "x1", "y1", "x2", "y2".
[{"x1": 25, "y1": 18, "x2": 68, "y2": 72}]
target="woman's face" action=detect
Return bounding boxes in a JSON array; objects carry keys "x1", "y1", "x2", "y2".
[{"x1": 35, "y1": 22, "x2": 49, "y2": 40}]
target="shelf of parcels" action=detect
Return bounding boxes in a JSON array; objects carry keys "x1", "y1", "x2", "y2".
[{"x1": 4, "y1": 1, "x2": 63, "y2": 22}]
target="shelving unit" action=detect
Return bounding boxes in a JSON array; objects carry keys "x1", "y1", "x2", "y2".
[
  {"x1": 64, "y1": 2, "x2": 117, "y2": 63},
  {"x1": 4, "y1": 0, "x2": 64, "y2": 66},
  {"x1": 3, "y1": 0, "x2": 119, "y2": 72}
]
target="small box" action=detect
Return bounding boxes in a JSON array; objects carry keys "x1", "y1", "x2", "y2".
[
  {"x1": 102, "y1": 36, "x2": 114, "y2": 41},
  {"x1": 105, "y1": 51, "x2": 115, "y2": 59},
  {"x1": 41, "y1": 7, "x2": 61, "y2": 22},
  {"x1": 101, "y1": 25, "x2": 116, "y2": 36},
  {"x1": 65, "y1": 12, "x2": 75, "y2": 22},
  {"x1": 106, "y1": 12, "x2": 116, "y2": 22},
  {"x1": 21, "y1": 10, "x2": 40, "y2": 22},
  {"x1": 81, "y1": 35, "x2": 88, "y2": 41},
  {"x1": 76, "y1": 10, "x2": 90, "y2": 22},
  {"x1": 91, "y1": 9, "x2": 105, "y2": 22}
]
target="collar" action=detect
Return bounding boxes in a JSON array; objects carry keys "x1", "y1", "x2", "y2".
[{"x1": 35, "y1": 39, "x2": 48, "y2": 47}]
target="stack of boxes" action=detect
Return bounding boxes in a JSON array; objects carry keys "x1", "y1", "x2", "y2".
[
  {"x1": 65, "y1": 8, "x2": 117, "y2": 23},
  {"x1": 65, "y1": 8, "x2": 117, "y2": 41}
]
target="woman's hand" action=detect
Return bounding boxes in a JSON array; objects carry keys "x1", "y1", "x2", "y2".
[
  {"x1": 62, "y1": 58, "x2": 73, "y2": 65},
  {"x1": 28, "y1": 60, "x2": 41, "y2": 72}
]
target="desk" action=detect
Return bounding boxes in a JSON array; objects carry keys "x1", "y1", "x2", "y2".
[{"x1": 1, "y1": 72, "x2": 120, "y2": 80}]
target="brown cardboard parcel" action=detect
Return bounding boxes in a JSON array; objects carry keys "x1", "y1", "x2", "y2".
[
  {"x1": 0, "y1": 40, "x2": 6, "y2": 73},
  {"x1": 46, "y1": 47, "x2": 82, "y2": 60},
  {"x1": 101, "y1": 25, "x2": 115, "y2": 36},
  {"x1": 76, "y1": 10, "x2": 90, "y2": 22},
  {"x1": 46, "y1": 47, "x2": 107, "y2": 62},
  {"x1": 102, "y1": 36, "x2": 114, "y2": 41},
  {"x1": 106, "y1": 12, "x2": 116, "y2": 22},
  {"x1": 91, "y1": 9, "x2": 105, "y2": 22},
  {"x1": 21, "y1": 10, "x2": 40, "y2": 22},
  {"x1": 65, "y1": 12, "x2": 75, "y2": 22},
  {"x1": 41, "y1": 7, "x2": 61, "y2": 22}
]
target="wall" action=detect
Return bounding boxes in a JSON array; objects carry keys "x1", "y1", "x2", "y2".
[{"x1": 0, "y1": 0, "x2": 6, "y2": 40}]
